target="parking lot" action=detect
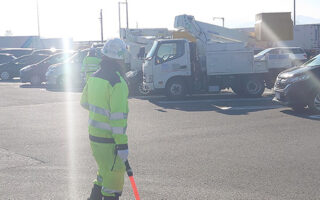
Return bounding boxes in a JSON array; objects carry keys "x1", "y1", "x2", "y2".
[{"x1": 1, "y1": 80, "x2": 320, "y2": 200}]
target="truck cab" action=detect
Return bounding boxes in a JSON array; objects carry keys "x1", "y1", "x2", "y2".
[{"x1": 143, "y1": 39, "x2": 200, "y2": 97}]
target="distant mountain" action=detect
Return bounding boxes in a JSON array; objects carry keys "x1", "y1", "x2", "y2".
[{"x1": 296, "y1": 15, "x2": 320, "y2": 24}]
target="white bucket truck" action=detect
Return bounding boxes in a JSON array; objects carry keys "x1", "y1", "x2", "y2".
[
  {"x1": 120, "y1": 28, "x2": 171, "y2": 95},
  {"x1": 143, "y1": 15, "x2": 269, "y2": 99}
]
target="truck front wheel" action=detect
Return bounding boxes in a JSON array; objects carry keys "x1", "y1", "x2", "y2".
[
  {"x1": 166, "y1": 79, "x2": 187, "y2": 99},
  {"x1": 243, "y1": 78, "x2": 265, "y2": 98}
]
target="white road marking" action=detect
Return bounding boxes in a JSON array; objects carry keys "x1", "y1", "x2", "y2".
[
  {"x1": 309, "y1": 115, "x2": 320, "y2": 119},
  {"x1": 157, "y1": 97, "x2": 273, "y2": 104},
  {"x1": 215, "y1": 105, "x2": 283, "y2": 111}
]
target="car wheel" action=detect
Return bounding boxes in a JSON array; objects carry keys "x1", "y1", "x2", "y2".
[
  {"x1": 166, "y1": 78, "x2": 187, "y2": 99},
  {"x1": 291, "y1": 103, "x2": 306, "y2": 113},
  {"x1": 308, "y1": 90, "x2": 320, "y2": 114},
  {"x1": 243, "y1": 78, "x2": 265, "y2": 98},
  {"x1": 57, "y1": 75, "x2": 66, "y2": 88},
  {"x1": 30, "y1": 75, "x2": 41, "y2": 86},
  {"x1": 0, "y1": 71, "x2": 11, "y2": 80}
]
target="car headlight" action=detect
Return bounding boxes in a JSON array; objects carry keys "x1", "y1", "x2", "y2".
[{"x1": 287, "y1": 74, "x2": 310, "y2": 83}]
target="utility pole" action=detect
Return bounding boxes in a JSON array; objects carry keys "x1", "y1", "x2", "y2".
[
  {"x1": 293, "y1": 0, "x2": 296, "y2": 26},
  {"x1": 213, "y1": 17, "x2": 225, "y2": 27},
  {"x1": 118, "y1": 2, "x2": 121, "y2": 37},
  {"x1": 99, "y1": 9, "x2": 104, "y2": 42},
  {"x1": 36, "y1": 0, "x2": 40, "y2": 37},
  {"x1": 118, "y1": 0, "x2": 129, "y2": 37},
  {"x1": 126, "y1": 0, "x2": 129, "y2": 29}
]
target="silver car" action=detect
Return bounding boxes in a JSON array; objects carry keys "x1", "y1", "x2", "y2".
[{"x1": 46, "y1": 49, "x2": 89, "y2": 88}]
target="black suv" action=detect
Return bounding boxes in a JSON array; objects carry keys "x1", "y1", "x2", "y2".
[{"x1": 273, "y1": 54, "x2": 320, "y2": 113}]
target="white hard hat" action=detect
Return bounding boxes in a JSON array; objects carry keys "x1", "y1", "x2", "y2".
[{"x1": 101, "y1": 38, "x2": 127, "y2": 60}]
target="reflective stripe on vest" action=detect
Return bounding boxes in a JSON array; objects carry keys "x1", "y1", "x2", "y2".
[
  {"x1": 89, "y1": 119, "x2": 127, "y2": 134},
  {"x1": 102, "y1": 186, "x2": 122, "y2": 195},
  {"x1": 88, "y1": 104, "x2": 128, "y2": 120}
]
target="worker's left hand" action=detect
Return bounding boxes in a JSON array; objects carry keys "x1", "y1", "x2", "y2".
[{"x1": 115, "y1": 144, "x2": 129, "y2": 163}]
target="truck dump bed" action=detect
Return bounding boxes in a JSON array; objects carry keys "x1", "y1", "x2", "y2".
[{"x1": 205, "y1": 42, "x2": 268, "y2": 75}]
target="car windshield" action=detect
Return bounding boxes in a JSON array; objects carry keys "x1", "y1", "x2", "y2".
[
  {"x1": 255, "y1": 48, "x2": 271, "y2": 56},
  {"x1": 65, "y1": 52, "x2": 79, "y2": 63},
  {"x1": 65, "y1": 50, "x2": 87, "y2": 63},
  {"x1": 145, "y1": 41, "x2": 158, "y2": 60},
  {"x1": 37, "y1": 53, "x2": 73, "y2": 65},
  {"x1": 301, "y1": 55, "x2": 320, "y2": 68}
]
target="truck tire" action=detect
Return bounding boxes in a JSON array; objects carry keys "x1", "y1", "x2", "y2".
[
  {"x1": 243, "y1": 77, "x2": 265, "y2": 98},
  {"x1": 308, "y1": 90, "x2": 320, "y2": 114},
  {"x1": 137, "y1": 82, "x2": 151, "y2": 96},
  {"x1": 231, "y1": 85, "x2": 245, "y2": 96},
  {"x1": 166, "y1": 78, "x2": 187, "y2": 99}
]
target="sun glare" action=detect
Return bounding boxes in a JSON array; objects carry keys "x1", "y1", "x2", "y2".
[{"x1": 63, "y1": 37, "x2": 78, "y2": 199}]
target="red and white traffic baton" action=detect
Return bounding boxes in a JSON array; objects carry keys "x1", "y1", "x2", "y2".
[{"x1": 125, "y1": 160, "x2": 140, "y2": 200}]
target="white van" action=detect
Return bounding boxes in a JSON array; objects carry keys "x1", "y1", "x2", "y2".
[{"x1": 254, "y1": 47, "x2": 308, "y2": 68}]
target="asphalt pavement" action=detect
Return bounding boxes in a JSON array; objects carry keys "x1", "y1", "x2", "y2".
[{"x1": 1, "y1": 81, "x2": 320, "y2": 200}]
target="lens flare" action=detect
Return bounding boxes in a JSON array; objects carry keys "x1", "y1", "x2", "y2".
[{"x1": 63, "y1": 37, "x2": 77, "y2": 199}]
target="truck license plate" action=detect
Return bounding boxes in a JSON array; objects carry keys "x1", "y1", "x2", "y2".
[{"x1": 275, "y1": 92, "x2": 280, "y2": 99}]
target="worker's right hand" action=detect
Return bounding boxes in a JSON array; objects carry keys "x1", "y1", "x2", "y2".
[{"x1": 115, "y1": 144, "x2": 129, "y2": 163}]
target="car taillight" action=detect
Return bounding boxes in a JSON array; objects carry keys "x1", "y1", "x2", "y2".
[{"x1": 304, "y1": 54, "x2": 307, "y2": 58}]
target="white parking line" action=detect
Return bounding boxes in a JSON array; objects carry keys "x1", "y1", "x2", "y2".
[
  {"x1": 309, "y1": 115, "x2": 320, "y2": 119},
  {"x1": 215, "y1": 105, "x2": 283, "y2": 111},
  {"x1": 157, "y1": 97, "x2": 273, "y2": 104}
]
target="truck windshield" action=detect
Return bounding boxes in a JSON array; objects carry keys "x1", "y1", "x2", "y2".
[{"x1": 146, "y1": 41, "x2": 158, "y2": 60}]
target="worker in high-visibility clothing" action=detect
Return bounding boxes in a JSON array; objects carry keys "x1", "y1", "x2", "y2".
[
  {"x1": 81, "y1": 38, "x2": 129, "y2": 200},
  {"x1": 82, "y1": 48, "x2": 102, "y2": 82}
]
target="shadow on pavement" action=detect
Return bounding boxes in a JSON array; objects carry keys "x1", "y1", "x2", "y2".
[
  {"x1": 20, "y1": 83, "x2": 46, "y2": 89},
  {"x1": 0, "y1": 79, "x2": 20, "y2": 83},
  {"x1": 18, "y1": 83, "x2": 83, "y2": 92},
  {"x1": 281, "y1": 109, "x2": 320, "y2": 120},
  {"x1": 46, "y1": 85, "x2": 83, "y2": 93},
  {"x1": 147, "y1": 93, "x2": 278, "y2": 115}
]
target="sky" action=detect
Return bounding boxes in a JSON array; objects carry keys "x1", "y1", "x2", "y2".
[{"x1": 0, "y1": 0, "x2": 320, "y2": 41}]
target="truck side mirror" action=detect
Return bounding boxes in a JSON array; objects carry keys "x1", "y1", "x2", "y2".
[{"x1": 137, "y1": 47, "x2": 146, "y2": 60}]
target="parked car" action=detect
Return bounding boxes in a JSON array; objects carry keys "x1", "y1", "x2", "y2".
[
  {"x1": 0, "y1": 48, "x2": 34, "y2": 58},
  {"x1": 254, "y1": 47, "x2": 308, "y2": 66},
  {"x1": 0, "y1": 53, "x2": 16, "y2": 64},
  {"x1": 31, "y1": 49, "x2": 63, "y2": 56},
  {"x1": 20, "y1": 52, "x2": 74, "y2": 85},
  {"x1": 46, "y1": 49, "x2": 89, "y2": 88},
  {"x1": 0, "y1": 54, "x2": 48, "y2": 80},
  {"x1": 273, "y1": 54, "x2": 320, "y2": 113}
]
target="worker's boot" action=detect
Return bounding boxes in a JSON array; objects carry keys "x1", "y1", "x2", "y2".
[
  {"x1": 102, "y1": 194, "x2": 119, "y2": 200},
  {"x1": 88, "y1": 184, "x2": 102, "y2": 200}
]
